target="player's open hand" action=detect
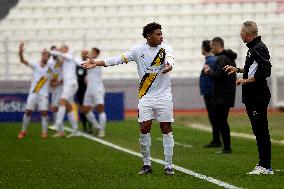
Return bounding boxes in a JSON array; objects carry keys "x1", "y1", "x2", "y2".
[
  {"x1": 81, "y1": 55, "x2": 97, "y2": 69},
  {"x1": 162, "y1": 63, "x2": 173, "y2": 74},
  {"x1": 224, "y1": 65, "x2": 237, "y2": 75}
]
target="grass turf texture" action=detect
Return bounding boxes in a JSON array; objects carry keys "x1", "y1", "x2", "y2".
[{"x1": 0, "y1": 112, "x2": 283, "y2": 189}]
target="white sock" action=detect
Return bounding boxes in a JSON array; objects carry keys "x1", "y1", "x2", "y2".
[
  {"x1": 85, "y1": 111, "x2": 100, "y2": 128},
  {"x1": 41, "y1": 116, "x2": 48, "y2": 132},
  {"x1": 21, "y1": 113, "x2": 31, "y2": 132},
  {"x1": 56, "y1": 105, "x2": 66, "y2": 132},
  {"x1": 67, "y1": 111, "x2": 78, "y2": 132},
  {"x1": 99, "y1": 112, "x2": 107, "y2": 131},
  {"x1": 53, "y1": 112, "x2": 57, "y2": 124},
  {"x1": 139, "y1": 133, "x2": 151, "y2": 166},
  {"x1": 162, "y1": 132, "x2": 174, "y2": 169}
]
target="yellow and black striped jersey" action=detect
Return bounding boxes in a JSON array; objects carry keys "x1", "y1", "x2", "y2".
[{"x1": 104, "y1": 43, "x2": 174, "y2": 99}]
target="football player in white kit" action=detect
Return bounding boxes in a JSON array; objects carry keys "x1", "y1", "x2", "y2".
[
  {"x1": 48, "y1": 46, "x2": 63, "y2": 126},
  {"x1": 81, "y1": 47, "x2": 107, "y2": 137},
  {"x1": 82, "y1": 23, "x2": 175, "y2": 175},
  {"x1": 17, "y1": 42, "x2": 52, "y2": 139},
  {"x1": 50, "y1": 45, "x2": 79, "y2": 138}
]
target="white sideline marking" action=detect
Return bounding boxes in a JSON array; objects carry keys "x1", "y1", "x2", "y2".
[
  {"x1": 187, "y1": 123, "x2": 284, "y2": 145},
  {"x1": 156, "y1": 137, "x2": 193, "y2": 148},
  {"x1": 50, "y1": 126, "x2": 242, "y2": 189}
]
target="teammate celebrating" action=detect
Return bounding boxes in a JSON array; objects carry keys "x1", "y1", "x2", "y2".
[
  {"x1": 50, "y1": 45, "x2": 79, "y2": 138},
  {"x1": 81, "y1": 47, "x2": 107, "y2": 137},
  {"x1": 82, "y1": 23, "x2": 175, "y2": 175},
  {"x1": 48, "y1": 46, "x2": 63, "y2": 127},
  {"x1": 17, "y1": 42, "x2": 52, "y2": 139}
]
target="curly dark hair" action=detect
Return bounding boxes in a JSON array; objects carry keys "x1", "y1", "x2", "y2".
[{"x1": 142, "y1": 22, "x2": 162, "y2": 38}]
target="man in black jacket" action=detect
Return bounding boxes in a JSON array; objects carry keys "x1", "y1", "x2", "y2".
[
  {"x1": 225, "y1": 21, "x2": 273, "y2": 174},
  {"x1": 76, "y1": 49, "x2": 92, "y2": 133},
  {"x1": 204, "y1": 37, "x2": 237, "y2": 154}
]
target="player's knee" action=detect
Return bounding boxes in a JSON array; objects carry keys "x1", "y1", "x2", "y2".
[
  {"x1": 160, "y1": 123, "x2": 172, "y2": 134},
  {"x1": 140, "y1": 121, "x2": 152, "y2": 134},
  {"x1": 41, "y1": 111, "x2": 48, "y2": 116},
  {"x1": 95, "y1": 104, "x2": 104, "y2": 113},
  {"x1": 82, "y1": 106, "x2": 91, "y2": 114},
  {"x1": 26, "y1": 110, "x2": 33, "y2": 116},
  {"x1": 50, "y1": 106, "x2": 58, "y2": 112}
]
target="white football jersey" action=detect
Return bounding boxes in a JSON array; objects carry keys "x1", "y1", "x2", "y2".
[
  {"x1": 28, "y1": 61, "x2": 52, "y2": 97},
  {"x1": 50, "y1": 50, "x2": 77, "y2": 84},
  {"x1": 75, "y1": 57, "x2": 104, "y2": 92},
  {"x1": 87, "y1": 66, "x2": 104, "y2": 92},
  {"x1": 48, "y1": 56, "x2": 63, "y2": 82},
  {"x1": 104, "y1": 43, "x2": 174, "y2": 99}
]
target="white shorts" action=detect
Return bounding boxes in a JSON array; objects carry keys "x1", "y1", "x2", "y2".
[
  {"x1": 83, "y1": 88, "x2": 105, "y2": 107},
  {"x1": 26, "y1": 93, "x2": 49, "y2": 111},
  {"x1": 138, "y1": 97, "x2": 174, "y2": 123},
  {"x1": 51, "y1": 85, "x2": 63, "y2": 106},
  {"x1": 61, "y1": 81, "x2": 78, "y2": 103}
]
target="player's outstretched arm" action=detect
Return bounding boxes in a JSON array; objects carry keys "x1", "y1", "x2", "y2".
[
  {"x1": 81, "y1": 55, "x2": 106, "y2": 69},
  {"x1": 19, "y1": 41, "x2": 28, "y2": 65}
]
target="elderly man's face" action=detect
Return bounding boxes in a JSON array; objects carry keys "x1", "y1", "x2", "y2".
[{"x1": 240, "y1": 27, "x2": 249, "y2": 43}]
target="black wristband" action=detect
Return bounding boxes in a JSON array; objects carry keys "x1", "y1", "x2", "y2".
[{"x1": 237, "y1": 68, "x2": 241, "y2": 73}]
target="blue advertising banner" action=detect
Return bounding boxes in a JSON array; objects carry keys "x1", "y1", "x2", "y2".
[{"x1": 0, "y1": 93, "x2": 124, "y2": 122}]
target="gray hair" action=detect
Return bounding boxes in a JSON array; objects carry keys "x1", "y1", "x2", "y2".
[{"x1": 243, "y1": 21, "x2": 258, "y2": 37}]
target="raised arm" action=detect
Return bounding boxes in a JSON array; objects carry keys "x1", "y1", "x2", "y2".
[
  {"x1": 19, "y1": 41, "x2": 28, "y2": 65},
  {"x1": 50, "y1": 50, "x2": 73, "y2": 60}
]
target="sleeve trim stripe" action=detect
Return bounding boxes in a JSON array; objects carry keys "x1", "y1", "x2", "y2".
[{"x1": 122, "y1": 53, "x2": 129, "y2": 64}]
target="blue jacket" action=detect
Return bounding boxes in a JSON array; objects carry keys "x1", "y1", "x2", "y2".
[{"x1": 199, "y1": 55, "x2": 217, "y2": 97}]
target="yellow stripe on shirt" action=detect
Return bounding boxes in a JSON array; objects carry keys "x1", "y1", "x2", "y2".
[
  {"x1": 33, "y1": 76, "x2": 48, "y2": 93},
  {"x1": 138, "y1": 73, "x2": 158, "y2": 99},
  {"x1": 150, "y1": 48, "x2": 165, "y2": 66}
]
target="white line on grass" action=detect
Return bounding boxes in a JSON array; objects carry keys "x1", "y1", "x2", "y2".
[
  {"x1": 53, "y1": 126, "x2": 242, "y2": 189},
  {"x1": 187, "y1": 123, "x2": 284, "y2": 145},
  {"x1": 156, "y1": 137, "x2": 193, "y2": 148}
]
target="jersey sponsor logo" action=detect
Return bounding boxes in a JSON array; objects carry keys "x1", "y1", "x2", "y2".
[{"x1": 139, "y1": 48, "x2": 166, "y2": 99}]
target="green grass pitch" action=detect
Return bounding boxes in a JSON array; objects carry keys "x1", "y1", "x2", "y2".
[{"x1": 0, "y1": 112, "x2": 283, "y2": 189}]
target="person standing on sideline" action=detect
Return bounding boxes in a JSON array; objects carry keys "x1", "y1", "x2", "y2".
[
  {"x1": 17, "y1": 42, "x2": 52, "y2": 139},
  {"x1": 204, "y1": 37, "x2": 237, "y2": 154},
  {"x1": 75, "y1": 49, "x2": 92, "y2": 133},
  {"x1": 199, "y1": 40, "x2": 221, "y2": 148},
  {"x1": 81, "y1": 22, "x2": 175, "y2": 175},
  {"x1": 225, "y1": 21, "x2": 273, "y2": 174}
]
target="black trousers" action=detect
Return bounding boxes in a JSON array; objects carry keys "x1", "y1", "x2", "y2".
[
  {"x1": 76, "y1": 83, "x2": 91, "y2": 131},
  {"x1": 214, "y1": 104, "x2": 231, "y2": 150},
  {"x1": 246, "y1": 103, "x2": 271, "y2": 169},
  {"x1": 204, "y1": 96, "x2": 221, "y2": 145}
]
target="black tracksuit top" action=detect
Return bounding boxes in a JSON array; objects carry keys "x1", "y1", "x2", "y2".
[{"x1": 242, "y1": 36, "x2": 272, "y2": 105}]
